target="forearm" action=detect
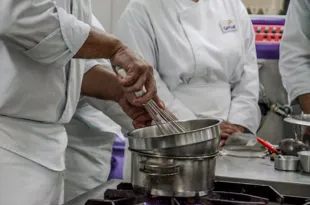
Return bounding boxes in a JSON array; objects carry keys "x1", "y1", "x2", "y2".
[
  {"x1": 74, "y1": 28, "x2": 124, "y2": 60},
  {"x1": 81, "y1": 65, "x2": 123, "y2": 102},
  {"x1": 298, "y1": 93, "x2": 310, "y2": 114}
]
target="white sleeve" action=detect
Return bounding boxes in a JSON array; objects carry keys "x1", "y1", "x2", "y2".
[
  {"x1": 114, "y1": 4, "x2": 196, "y2": 120},
  {"x1": 3, "y1": 0, "x2": 90, "y2": 67},
  {"x1": 279, "y1": 0, "x2": 310, "y2": 103},
  {"x1": 0, "y1": 1, "x2": 13, "y2": 34},
  {"x1": 84, "y1": 14, "x2": 111, "y2": 73},
  {"x1": 227, "y1": 5, "x2": 261, "y2": 134}
]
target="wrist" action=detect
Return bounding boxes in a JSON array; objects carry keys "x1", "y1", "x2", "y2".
[
  {"x1": 234, "y1": 124, "x2": 245, "y2": 133},
  {"x1": 110, "y1": 38, "x2": 126, "y2": 61}
]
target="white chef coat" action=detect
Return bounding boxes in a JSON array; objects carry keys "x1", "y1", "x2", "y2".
[
  {"x1": 116, "y1": 0, "x2": 260, "y2": 182},
  {"x1": 0, "y1": 1, "x2": 13, "y2": 34},
  {"x1": 279, "y1": 0, "x2": 310, "y2": 104},
  {"x1": 0, "y1": 0, "x2": 92, "y2": 172},
  {"x1": 64, "y1": 14, "x2": 124, "y2": 202},
  {"x1": 0, "y1": 148, "x2": 64, "y2": 205},
  {"x1": 0, "y1": 1, "x2": 95, "y2": 204},
  {"x1": 115, "y1": 0, "x2": 260, "y2": 134}
]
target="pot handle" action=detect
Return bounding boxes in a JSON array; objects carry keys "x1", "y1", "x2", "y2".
[{"x1": 139, "y1": 161, "x2": 179, "y2": 176}]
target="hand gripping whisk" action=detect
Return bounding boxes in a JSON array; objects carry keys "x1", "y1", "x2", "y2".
[{"x1": 112, "y1": 65, "x2": 187, "y2": 135}]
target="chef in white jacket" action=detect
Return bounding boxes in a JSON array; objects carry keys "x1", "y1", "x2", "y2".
[
  {"x1": 279, "y1": 0, "x2": 310, "y2": 114},
  {"x1": 115, "y1": 0, "x2": 261, "y2": 180},
  {"x1": 0, "y1": 1, "x2": 159, "y2": 205}
]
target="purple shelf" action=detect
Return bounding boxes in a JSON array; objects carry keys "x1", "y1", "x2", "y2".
[
  {"x1": 256, "y1": 43, "x2": 280, "y2": 60},
  {"x1": 251, "y1": 17, "x2": 285, "y2": 26}
]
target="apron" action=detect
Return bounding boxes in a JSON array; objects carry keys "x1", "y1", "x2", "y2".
[{"x1": 64, "y1": 100, "x2": 123, "y2": 201}]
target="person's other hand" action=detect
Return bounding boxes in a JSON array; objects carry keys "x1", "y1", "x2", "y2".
[
  {"x1": 132, "y1": 99, "x2": 177, "y2": 128},
  {"x1": 117, "y1": 92, "x2": 152, "y2": 128},
  {"x1": 219, "y1": 121, "x2": 245, "y2": 147},
  {"x1": 124, "y1": 97, "x2": 176, "y2": 129},
  {"x1": 111, "y1": 46, "x2": 160, "y2": 105}
]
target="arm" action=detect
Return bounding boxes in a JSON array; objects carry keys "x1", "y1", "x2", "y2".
[
  {"x1": 82, "y1": 14, "x2": 136, "y2": 131},
  {"x1": 4, "y1": 1, "x2": 155, "y2": 104},
  {"x1": 84, "y1": 14, "x2": 113, "y2": 74},
  {"x1": 82, "y1": 65, "x2": 151, "y2": 128},
  {"x1": 227, "y1": 5, "x2": 261, "y2": 134},
  {"x1": 82, "y1": 65, "x2": 123, "y2": 102},
  {"x1": 298, "y1": 94, "x2": 310, "y2": 114},
  {"x1": 279, "y1": 0, "x2": 310, "y2": 114},
  {"x1": 114, "y1": 4, "x2": 196, "y2": 120}
]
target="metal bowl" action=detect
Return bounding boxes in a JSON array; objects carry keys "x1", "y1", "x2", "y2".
[
  {"x1": 127, "y1": 118, "x2": 221, "y2": 151},
  {"x1": 298, "y1": 151, "x2": 310, "y2": 173},
  {"x1": 139, "y1": 137, "x2": 220, "y2": 157},
  {"x1": 278, "y1": 138, "x2": 309, "y2": 156},
  {"x1": 274, "y1": 155, "x2": 300, "y2": 171}
]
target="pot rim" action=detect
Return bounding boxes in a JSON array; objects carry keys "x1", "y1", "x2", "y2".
[
  {"x1": 129, "y1": 148, "x2": 219, "y2": 159},
  {"x1": 127, "y1": 118, "x2": 222, "y2": 139}
]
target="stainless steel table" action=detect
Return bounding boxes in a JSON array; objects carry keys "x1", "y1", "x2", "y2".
[
  {"x1": 216, "y1": 156, "x2": 310, "y2": 197},
  {"x1": 64, "y1": 156, "x2": 310, "y2": 205}
]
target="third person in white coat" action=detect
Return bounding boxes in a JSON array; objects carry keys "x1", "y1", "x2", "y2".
[
  {"x1": 115, "y1": 0, "x2": 261, "y2": 180},
  {"x1": 279, "y1": 0, "x2": 310, "y2": 114}
]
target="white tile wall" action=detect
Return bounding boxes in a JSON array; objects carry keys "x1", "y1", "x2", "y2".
[{"x1": 91, "y1": 0, "x2": 130, "y2": 33}]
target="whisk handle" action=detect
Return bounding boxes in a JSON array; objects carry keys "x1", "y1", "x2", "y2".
[{"x1": 112, "y1": 65, "x2": 146, "y2": 98}]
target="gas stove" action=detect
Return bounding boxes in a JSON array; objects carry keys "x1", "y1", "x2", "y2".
[{"x1": 84, "y1": 182, "x2": 309, "y2": 205}]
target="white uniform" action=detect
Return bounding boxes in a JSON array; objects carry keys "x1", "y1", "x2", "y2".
[
  {"x1": 64, "y1": 14, "x2": 124, "y2": 202},
  {"x1": 279, "y1": 0, "x2": 310, "y2": 103},
  {"x1": 0, "y1": 1, "x2": 93, "y2": 205},
  {"x1": 115, "y1": 0, "x2": 261, "y2": 181},
  {"x1": 0, "y1": 1, "x2": 13, "y2": 34}
]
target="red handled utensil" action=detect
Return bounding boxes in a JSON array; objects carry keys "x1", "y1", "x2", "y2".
[{"x1": 257, "y1": 137, "x2": 278, "y2": 154}]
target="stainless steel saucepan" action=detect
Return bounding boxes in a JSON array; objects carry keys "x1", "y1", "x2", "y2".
[{"x1": 130, "y1": 148, "x2": 217, "y2": 197}]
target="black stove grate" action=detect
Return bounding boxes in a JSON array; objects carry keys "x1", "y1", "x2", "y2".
[{"x1": 85, "y1": 182, "x2": 309, "y2": 205}]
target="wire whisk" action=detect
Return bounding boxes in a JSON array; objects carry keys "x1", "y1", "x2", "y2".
[
  {"x1": 112, "y1": 65, "x2": 188, "y2": 135},
  {"x1": 143, "y1": 99, "x2": 187, "y2": 135}
]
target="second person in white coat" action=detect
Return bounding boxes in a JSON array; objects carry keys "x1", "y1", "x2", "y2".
[
  {"x1": 64, "y1": 14, "x2": 126, "y2": 202},
  {"x1": 115, "y1": 0, "x2": 261, "y2": 180}
]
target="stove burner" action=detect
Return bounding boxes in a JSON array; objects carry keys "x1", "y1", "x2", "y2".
[
  {"x1": 85, "y1": 182, "x2": 308, "y2": 205},
  {"x1": 201, "y1": 191, "x2": 268, "y2": 205}
]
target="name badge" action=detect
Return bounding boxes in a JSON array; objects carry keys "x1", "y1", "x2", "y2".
[{"x1": 219, "y1": 19, "x2": 237, "y2": 33}]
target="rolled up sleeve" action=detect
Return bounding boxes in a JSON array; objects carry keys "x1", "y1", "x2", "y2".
[
  {"x1": 84, "y1": 14, "x2": 111, "y2": 73},
  {"x1": 228, "y1": 5, "x2": 261, "y2": 134},
  {"x1": 279, "y1": 0, "x2": 310, "y2": 103},
  {"x1": 0, "y1": 1, "x2": 14, "y2": 34},
  {"x1": 4, "y1": 0, "x2": 90, "y2": 67}
]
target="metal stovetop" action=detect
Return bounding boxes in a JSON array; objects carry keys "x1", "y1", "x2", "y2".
[{"x1": 64, "y1": 180, "x2": 310, "y2": 205}]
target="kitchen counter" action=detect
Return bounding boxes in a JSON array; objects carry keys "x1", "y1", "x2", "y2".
[
  {"x1": 216, "y1": 156, "x2": 310, "y2": 197},
  {"x1": 64, "y1": 156, "x2": 310, "y2": 205}
]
